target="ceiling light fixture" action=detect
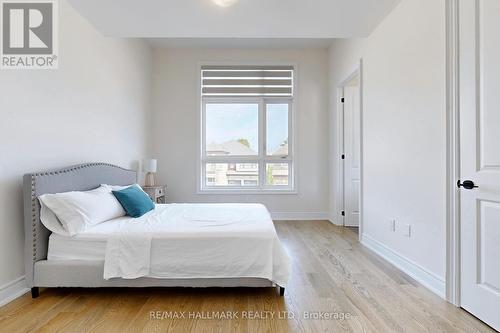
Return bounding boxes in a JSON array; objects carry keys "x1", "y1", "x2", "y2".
[{"x1": 212, "y1": 0, "x2": 239, "y2": 8}]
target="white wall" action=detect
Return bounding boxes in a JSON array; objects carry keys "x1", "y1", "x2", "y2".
[
  {"x1": 329, "y1": 0, "x2": 447, "y2": 286},
  {"x1": 0, "y1": 0, "x2": 151, "y2": 290},
  {"x1": 151, "y1": 48, "x2": 329, "y2": 218}
]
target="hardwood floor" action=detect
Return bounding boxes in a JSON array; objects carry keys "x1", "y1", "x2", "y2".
[{"x1": 0, "y1": 221, "x2": 494, "y2": 333}]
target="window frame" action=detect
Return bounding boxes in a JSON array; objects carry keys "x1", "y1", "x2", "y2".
[{"x1": 199, "y1": 96, "x2": 295, "y2": 194}]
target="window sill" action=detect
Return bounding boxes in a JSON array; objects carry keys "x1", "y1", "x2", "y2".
[{"x1": 197, "y1": 188, "x2": 298, "y2": 195}]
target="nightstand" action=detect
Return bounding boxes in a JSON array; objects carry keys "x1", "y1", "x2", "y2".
[{"x1": 142, "y1": 185, "x2": 167, "y2": 204}]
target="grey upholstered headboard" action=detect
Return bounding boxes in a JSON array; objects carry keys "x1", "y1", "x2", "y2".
[{"x1": 22, "y1": 163, "x2": 137, "y2": 287}]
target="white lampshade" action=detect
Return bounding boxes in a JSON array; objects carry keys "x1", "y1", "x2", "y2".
[{"x1": 143, "y1": 159, "x2": 157, "y2": 173}]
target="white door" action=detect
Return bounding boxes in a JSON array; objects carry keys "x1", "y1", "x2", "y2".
[
  {"x1": 343, "y1": 77, "x2": 361, "y2": 227},
  {"x1": 459, "y1": 0, "x2": 500, "y2": 330}
]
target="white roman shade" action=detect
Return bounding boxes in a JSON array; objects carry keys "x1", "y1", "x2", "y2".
[{"x1": 201, "y1": 65, "x2": 294, "y2": 97}]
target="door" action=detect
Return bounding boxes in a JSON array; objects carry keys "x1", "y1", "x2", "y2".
[
  {"x1": 343, "y1": 76, "x2": 361, "y2": 227},
  {"x1": 459, "y1": 0, "x2": 500, "y2": 330}
]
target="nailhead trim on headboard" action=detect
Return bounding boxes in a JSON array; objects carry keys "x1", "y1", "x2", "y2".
[
  {"x1": 31, "y1": 175, "x2": 37, "y2": 260},
  {"x1": 30, "y1": 162, "x2": 131, "y2": 178},
  {"x1": 29, "y1": 162, "x2": 132, "y2": 264}
]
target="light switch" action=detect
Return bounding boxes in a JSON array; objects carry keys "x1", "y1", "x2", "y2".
[{"x1": 403, "y1": 224, "x2": 411, "y2": 237}]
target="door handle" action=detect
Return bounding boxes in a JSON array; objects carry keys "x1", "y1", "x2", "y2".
[{"x1": 457, "y1": 180, "x2": 478, "y2": 190}]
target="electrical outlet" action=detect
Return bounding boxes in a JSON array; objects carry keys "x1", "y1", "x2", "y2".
[
  {"x1": 389, "y1": 219, "x2": 396, "y2": 232},
  {"x1": 403, "y1": 224, "x2": 411, "y2": 237}
]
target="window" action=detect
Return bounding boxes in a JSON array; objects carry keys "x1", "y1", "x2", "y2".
[{"x1": 200, "y1": 65, "x2": 294, "y2": 192}]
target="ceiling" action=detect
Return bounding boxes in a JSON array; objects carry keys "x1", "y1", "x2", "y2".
[{"x1": 69, "y1": 0, "x2": 401, "y2": 43}]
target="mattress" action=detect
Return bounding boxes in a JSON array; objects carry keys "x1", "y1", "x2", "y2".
[
  {"x1": 47, "y1": 203, "x2": 280, "y2": 262},
  {"x1": 48, "y1": 214, "x2": 129, "y2": 261},
  {"x1": 48, "y1": 234, "x2": 106, "y2": 261},
  {"x1": 47, "y1": 203, "x2": 291, "y2": 286}
]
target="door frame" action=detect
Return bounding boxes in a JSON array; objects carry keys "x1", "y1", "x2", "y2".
[
  {"x1": 337, "y1": 60, "x2": 363, "y2": 238},
  {"x1": 445, "y1": 0, "x2": 460, "y2": 306}
]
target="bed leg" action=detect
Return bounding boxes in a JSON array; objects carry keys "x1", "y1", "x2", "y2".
[
  {"x1": 279, "y1": 286, "x2": 285, "y2": 296},
  {"x1": 31, "y1": 287, "x2": 39, "y2": 298}
]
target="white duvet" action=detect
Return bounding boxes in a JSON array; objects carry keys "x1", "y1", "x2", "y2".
[{"x1": 101, "y1": 203, "x2": 290, "y2": 286}]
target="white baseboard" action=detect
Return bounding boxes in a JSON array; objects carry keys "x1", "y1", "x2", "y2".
[
  {"x1": 360, "y1": 234, "x2": 446, "y2": 299},
  {"x1": 271, "y1": 212, "x2": 330, "y2": 221},
  {"x1": 328, "y1": 214, "x2": 342, "y2": 226},
  {"x1": 0, "y1": 276, "x2": 29, "y2": 307}
]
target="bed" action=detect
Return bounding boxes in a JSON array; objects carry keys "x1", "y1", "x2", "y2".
[{"x1": 23, "y1": 163, "x2": 290, "y2": 298}]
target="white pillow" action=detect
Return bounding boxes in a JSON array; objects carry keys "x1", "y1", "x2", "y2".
[
  {"x1": 38, "y1": 185, "x2": 126, "y2": 236},
  {"x1": 101, "y1": 184, "x2": 132, "y2": 191},
  {"x1": 39, "y1": 200, "x2": 70, "y2": 236},
  {"x1": 101, "y1": 183, "x2": 149, "y2": 195},
  {"x1": 101, "y1": 184, "x2": 142, "y2": 192}
]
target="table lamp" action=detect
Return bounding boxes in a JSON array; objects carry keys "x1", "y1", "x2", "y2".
[{"x1": 143, "y1": 159, "x2": 157, "y2": 186}]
